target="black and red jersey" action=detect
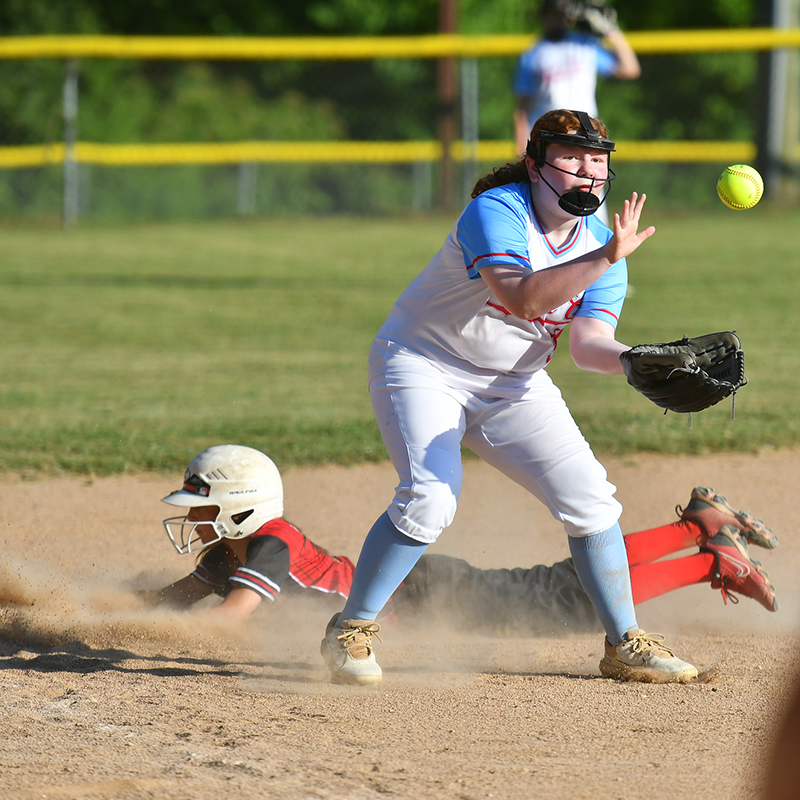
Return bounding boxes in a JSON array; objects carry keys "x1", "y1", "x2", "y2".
[{"x1": 191, "y1": 518, "x2": 355, "y2": 602}]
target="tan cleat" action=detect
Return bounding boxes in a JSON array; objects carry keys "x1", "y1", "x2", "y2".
[
  {"x1": 320, "y1": 614, "x2": 383, "y2": 685},
  {"x1": 600, "y1": 629, "x2": 698, "y2": 684}
]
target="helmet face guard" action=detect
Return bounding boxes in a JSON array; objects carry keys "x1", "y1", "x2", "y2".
[
  {"x1": 526, "y1": 109, "x2": 617, "y2": 216},
  {"x1": 163, "y1": 515, "x2": 226, "y2": 555}
]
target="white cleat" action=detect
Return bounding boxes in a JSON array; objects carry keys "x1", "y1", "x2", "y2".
[
  {"x1": 320, "y1": 614, "x2": 383, "y2": 685},
  {"x1": 600, "y1": 629, "x2": 698, "y2": 684}
]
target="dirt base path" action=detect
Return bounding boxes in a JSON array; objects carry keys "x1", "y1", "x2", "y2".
[{"x1": 2, "y1": 449, "x2": 799, "y2": 800}]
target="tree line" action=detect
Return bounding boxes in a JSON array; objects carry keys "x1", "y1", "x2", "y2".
[{"x1": 0, "y1": 0, "x2": 772, "y2": 218}]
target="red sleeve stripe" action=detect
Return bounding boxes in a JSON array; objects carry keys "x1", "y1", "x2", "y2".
[
  {"x1": 238, "y1": 566, "x2": 280, "y2": 590},
  {"x1": 230, "y1": 568, "x2": 280, "y2": 599},
  {"x1": 230, "y1": 577, "x2": 278, "y2": 601},
  {"x1": 486, "y1": 300, "x2": 511, "y2": 316},
  {"x1": 597, "y1": 308, "x2": 619, "y2": 322},
  {"x1": 229, "y1": 575, "x2": 277, "y2": 600},
  {"x1": 468, "y1": 252, "x2": 530, "y2": 270}
]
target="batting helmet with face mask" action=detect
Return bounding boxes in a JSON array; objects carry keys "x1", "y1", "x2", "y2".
[{"x1": 161, "y1": 444, "x2": 284, "y2": 554}]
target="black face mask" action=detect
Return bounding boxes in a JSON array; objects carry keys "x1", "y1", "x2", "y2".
[
  {"x1": 535, "y1": 159, "x2": 617, "y2": 217},
  {"x1": 525, "y1": 110, "x2": 617, "y2": 217}
]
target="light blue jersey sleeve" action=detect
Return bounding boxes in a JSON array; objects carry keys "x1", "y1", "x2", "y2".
[
  {"x1": 595, "y1": 41, "x2": 618, "y2": 77},
  {"x1": 575, "y1": 215, "x2": 627, "y2": 328},
  {"x1": 512, "y1": 46, "x2": 537, "y2": 97},
  {"x1": 575, "y1": 258, "x2": 627, "y2": 328},
  {"x1": 457, "y1": 187, "x2": 531, "y2": 280}
]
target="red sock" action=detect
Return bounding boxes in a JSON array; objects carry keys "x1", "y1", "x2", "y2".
[
  {"x1": 624, "y1": 520, "x2": 704, "y2": 567},
  {"x1": 630, "y1": 553, "x2": 716, "y2": 605}
]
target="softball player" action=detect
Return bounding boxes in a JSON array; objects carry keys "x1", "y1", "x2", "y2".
[
  {"x1": 512, "y1": 0, "x2": 641, "y2": 154},
  {"x1": 145, "y1": 444, "x2": 356, "y2": 624},
  {"x1": 144, "y1": 445, "x2": 778, "y2": 634},
  {"x1": 320, "y1": 108, "x2": 703, "y2": 686}
]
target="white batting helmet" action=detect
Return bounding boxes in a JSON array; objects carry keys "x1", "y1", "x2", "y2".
[{"x1": 161, "y1": 444, "x2": 284, "y2": 554}]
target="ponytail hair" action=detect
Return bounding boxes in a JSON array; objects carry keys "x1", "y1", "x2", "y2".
[{"x1": 471, "y1": 160, "x2": 529, "y2": 198}]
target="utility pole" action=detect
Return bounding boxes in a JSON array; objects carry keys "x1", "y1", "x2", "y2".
[
  {"x1": 460, "y1": 57, "x2": 479, "y2": 204},
  {"x1": 755, "y1": 0, "x2": 799, "y2": 202},
  {"x1": 63, "y1": 59, "x2": 79, "y2": 227},
  {"x1": 437, "y1": 0, "x2": 459, "y2": 210}
]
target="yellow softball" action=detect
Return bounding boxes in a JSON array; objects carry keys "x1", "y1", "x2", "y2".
[{"x1": 717, "y1": 164, "x2": 763, "y2": 210}]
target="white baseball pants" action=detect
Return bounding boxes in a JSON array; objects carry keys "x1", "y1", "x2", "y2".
[{"x1": 369, "y1": 340, "x2": 622, "y2": 544}]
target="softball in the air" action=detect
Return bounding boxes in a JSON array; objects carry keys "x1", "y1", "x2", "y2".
[{"x1": 716, "y1": 164, "x2": 763, "y2": 210}]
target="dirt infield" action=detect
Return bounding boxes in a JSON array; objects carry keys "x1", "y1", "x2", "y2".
[{"x1": 2, "y1": 449, "x2": 799, "y2": 800}]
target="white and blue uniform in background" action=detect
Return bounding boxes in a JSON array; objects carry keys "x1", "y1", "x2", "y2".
[
  {"x1": 513, "y1": 32, "x2": 618, "y2": 127},
  {"x1": 341, "y1": 180, "x2": 638, "y2": 642},
  {"x1": 512, "y1": 34, "x2": 618, "y2": 228}
]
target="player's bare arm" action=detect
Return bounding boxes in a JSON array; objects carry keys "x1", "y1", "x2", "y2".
[
  {"x1": 569, "y1": 316, "x2": 627, "y2": 374},
  {"x1": 138, "y1": 576, "x2": 262, "y2": 623},
  {"x1": 481, "y1": 260, "x2": 604, "y2": 320},
  {"x1": 137, "y1": 574, "x2": 214, "y2": 609},
  {"x1": 481, "y1": 192, "x2": 653, "y2": 320},
  {"x1": 197, "y1": 586, "x2": 263, "y2": 624},
  {"x1": 483, "y1": 190, "x2": 653, "y2": 319},
  {"x1": 607, "y1": 28, "x2": 641, "y2": 80},
  {"x1": 514, "y1": 102, "x2": 533, "y2": 154}
]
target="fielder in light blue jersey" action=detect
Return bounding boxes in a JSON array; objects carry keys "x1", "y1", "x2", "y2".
[{"x1": 321, "y1": 109, "x2": 699, "y2": 686}]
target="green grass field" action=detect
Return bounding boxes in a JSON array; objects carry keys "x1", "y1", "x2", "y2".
[{"x1": 1, "y1": 206, "x2": 798, "y2": 476}]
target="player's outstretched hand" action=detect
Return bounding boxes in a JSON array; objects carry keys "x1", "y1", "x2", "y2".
[{"x1": 606, "y1": 192, "x2": 655, "y2": 264}]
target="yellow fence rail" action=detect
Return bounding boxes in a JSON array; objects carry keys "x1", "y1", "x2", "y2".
[
  {"x1": 0, "y1": 29, "x2": 799, "y2": 60},
  {"x1": 0, "y1": 31, "x2": 794, "y2": 172},
  {"x1": 0, "y1": 140, "x2": 762, "y2": 169}
]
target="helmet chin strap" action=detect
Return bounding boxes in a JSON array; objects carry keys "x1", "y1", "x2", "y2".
[{"x1": 536, "y1": 160, "x2": 616, "y2": 217}]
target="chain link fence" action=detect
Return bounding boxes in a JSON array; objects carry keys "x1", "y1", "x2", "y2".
[
  {"x1": 0, "y1": 32, "x2": 796, "y2": 223},
  {"x1": 0, "y1": 55, "x2": 455, "y2": 221}
]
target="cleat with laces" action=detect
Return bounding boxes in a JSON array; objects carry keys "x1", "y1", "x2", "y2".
[
  {"x1": 701, "y1": 525, "x2": 779, "y2": 612},
  {"x1": 677, "y1": 486, "x2": 778, "y2": 549},
  {"x1": 320, "y1": 614, "x2": 383, "y2": 685},
  {"x1": 600, "y1": 629, "x2": 698, "y2": 683}
]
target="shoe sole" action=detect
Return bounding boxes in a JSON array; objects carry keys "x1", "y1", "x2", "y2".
[
  {"x1": 683, "y1": 487, "x2": 778, "y2": 549},
  {"x1": 329, "y1": 671, "x2": 383, "y2": 686},
  {"x1": 599, "y1": 657, "x2": 698, "y2": 684}
]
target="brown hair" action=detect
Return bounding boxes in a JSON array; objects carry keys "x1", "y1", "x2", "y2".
[{"x1": 470, "y1": 109, "x2": 608, "y2": 198}]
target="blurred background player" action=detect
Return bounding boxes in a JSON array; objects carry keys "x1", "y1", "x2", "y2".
[
  {"x1": 142, "y1": 445, "x2": 778, "y2": 667},
  {"x1": 514, "y1": 0, "x2": 641, "y2": 153},
  {"x1": 513, "y1": 0, "x2": 640, "y2": 226}
]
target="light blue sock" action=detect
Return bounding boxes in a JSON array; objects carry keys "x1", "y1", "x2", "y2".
[
  {"x1": 339, "y1": 511, "x2": 428, "y2": 621},
  {"x1": 568, "y1": 523, "x2": 638, "y2": 644}
]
